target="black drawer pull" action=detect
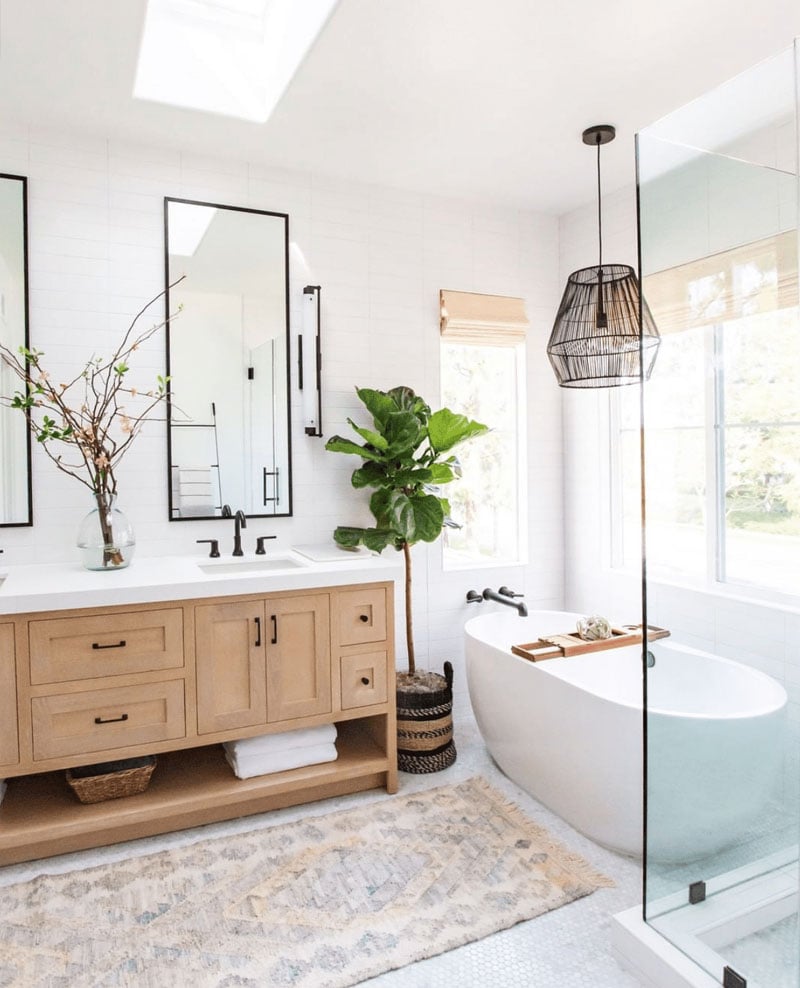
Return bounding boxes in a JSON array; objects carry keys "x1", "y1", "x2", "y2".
[
  {"x1": 271, "y1": 614, "x2": 278, "y2": 644},
  {"x1": 360, "y1": 676, "x2": 370, "y2": 685},
  {"x1": 94, "y1": 713, "x2": 129, "y2": 725},
  {"x1": 359, "y1": 614, "x2": 370, "y2": 623},
  {"x1": 254, "y1": 616, "x2": 262, "y2": 647},
  {"x1": 92, "y1": 640, "x2": 127, "y2": 650}
]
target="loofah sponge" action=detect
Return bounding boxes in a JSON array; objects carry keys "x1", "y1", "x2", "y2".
[{"x1": 576, "y1": 614, "x2": 612, "y2": 641}]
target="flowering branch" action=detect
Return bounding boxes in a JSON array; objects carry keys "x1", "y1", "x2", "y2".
[
  {"x1": 0, "y1": 280, "x2": 183, "y2": 494},
  {"x1": 0, "y1": 278, "x2": 184, "y2": 565}
]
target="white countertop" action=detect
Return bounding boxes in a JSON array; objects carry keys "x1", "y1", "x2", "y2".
[{"x1": 0, "y1": 548, "x2": 402, "y2": 615}]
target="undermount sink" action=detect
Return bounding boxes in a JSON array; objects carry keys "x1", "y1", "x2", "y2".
[{"x1": 197, "y1": 556, "x2": 307, "y2": 576}]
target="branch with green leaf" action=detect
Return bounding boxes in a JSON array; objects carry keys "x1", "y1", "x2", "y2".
[
  {"x1": 325, "y1": 386, "x2": 488, "y2": 675},
  {"x1": 0, "y1": 280, "x2": 183, "y2": 565}
]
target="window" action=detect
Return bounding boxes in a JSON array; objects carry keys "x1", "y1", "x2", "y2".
[
  {"x1": 614, "y1": 233, "x2": 800, "y2": 597},
  {"x1": 439, "y1": 290, "x2": 527, "y2": 569}
]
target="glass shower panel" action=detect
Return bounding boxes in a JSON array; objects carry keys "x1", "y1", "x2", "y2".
[{"x1": 638, "y1": 44, "x2": 799, "y2": 987}]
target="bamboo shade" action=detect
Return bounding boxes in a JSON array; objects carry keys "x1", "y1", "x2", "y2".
[
  {"x1": 643, "y1": 230, "x2": 798, "y2": 335},
  {"x1": 439, "y1": 290, "x2": 529, "y2": 344}
]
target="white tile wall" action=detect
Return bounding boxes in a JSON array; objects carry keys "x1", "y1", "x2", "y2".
[{"x1": 0, "y1": 125, "x2": 564, "y2": 699}]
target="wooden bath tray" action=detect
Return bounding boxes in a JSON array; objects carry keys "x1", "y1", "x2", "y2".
[{"x1": 511, "y1": 624, "x2": 670, "y2": 662}]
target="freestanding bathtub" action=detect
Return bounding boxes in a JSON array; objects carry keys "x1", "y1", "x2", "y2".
[{"x1": 465, "y1": 610, "x2": 787, "y2": 862}]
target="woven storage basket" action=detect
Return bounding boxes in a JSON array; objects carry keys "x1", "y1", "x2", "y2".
[
  {"x1": 396, "y1": 661, "x2": 456, "y2": 774},
  {"x1": 66, "y1": 755, "x2": 157, "y2": 804}
]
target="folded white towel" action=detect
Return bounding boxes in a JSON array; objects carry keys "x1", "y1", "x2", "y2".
[
  {"x1": 223, "y1": 723, "x2": 337, "y2": 758},
  {"x1": 224, "y1": 742, "x2": 338, "y2": 779}
]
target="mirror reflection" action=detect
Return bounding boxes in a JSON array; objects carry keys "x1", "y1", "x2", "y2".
[
  {"x1": 165, "y1": 198, "x2": 292, "y2": 520},
  {"x1": 0, "y1": 174, "x2": 31, "y2": 526}
]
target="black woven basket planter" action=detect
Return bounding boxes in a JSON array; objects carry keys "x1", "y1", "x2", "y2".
[{"x1": 396, "y1": 661, "x2": 456, "y2": 774}]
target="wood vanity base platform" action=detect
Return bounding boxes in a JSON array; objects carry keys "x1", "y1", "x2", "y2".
[
  {"x1": 0, "y1": 723, "x2": 388, "y2": 865},
  {"x1": 0, "y1": 579, "x2": 398, "y2": 866}
]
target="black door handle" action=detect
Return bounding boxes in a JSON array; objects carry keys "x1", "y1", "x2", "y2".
[
  {"x1": 254, "y1": 616, "x2": 261, "y2": 647},
  {"x1": 271, "y1": 615, "x2": 278, "y2": 644},
  {"x1": 94, "y1": 713, "x2": 129, "y2": 724},
  {"x1": 92, "y1": 640, "x2": 127, "y2": 650}
]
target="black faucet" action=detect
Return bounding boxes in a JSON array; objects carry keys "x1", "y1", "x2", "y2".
[
  {"x1": 482, "y1": 587, "x2": 528, "y2": 617},
  {"x1": 232, "y1": 510, "x2": 247, "y2": 556}
]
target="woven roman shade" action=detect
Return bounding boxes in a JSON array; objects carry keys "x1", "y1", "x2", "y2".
[
  {"x1": 644, "y1": 230, "x2": 798, "y2": 335},
  {"x1": 440, "y1": 290, "x2": 529, "y2": 344}
]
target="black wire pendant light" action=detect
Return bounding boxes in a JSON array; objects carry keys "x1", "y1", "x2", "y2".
[{"x1": 547, "y1": 124, "x2": 660, "y2": 388}]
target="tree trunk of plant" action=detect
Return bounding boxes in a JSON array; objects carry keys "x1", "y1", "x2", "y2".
[{"x1": 402, "y1": 540, "x2": 415, "y2": 676}]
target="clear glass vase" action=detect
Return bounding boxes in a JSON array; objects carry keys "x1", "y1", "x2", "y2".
[{"x1": 76, "y1": 492, "x2": 136, "y2": 570}]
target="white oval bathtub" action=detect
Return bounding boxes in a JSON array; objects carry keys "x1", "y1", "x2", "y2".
[{"x1": 465, "y1": 610, "x2": 787, "y2": 862}]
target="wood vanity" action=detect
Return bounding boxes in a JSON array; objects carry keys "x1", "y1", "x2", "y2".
[{"x1": 0, "y1": 557, "x2": 398, "y2": 865}]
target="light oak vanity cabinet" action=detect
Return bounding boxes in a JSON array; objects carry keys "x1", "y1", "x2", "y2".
[
  {"x1": 0, "y1": 580, "x2": 397, "y2": 865},
  {"x1": 0, "y1": 624, "x2": 19, "y2": 770}
]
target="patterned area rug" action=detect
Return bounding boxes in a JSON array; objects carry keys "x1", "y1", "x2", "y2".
[{"x1": 0, "y1": 777, "x2": 612, "y2": 987}]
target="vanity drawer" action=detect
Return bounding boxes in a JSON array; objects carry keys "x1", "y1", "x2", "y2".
[
  {"x1": 31, "y1": 680, "x2": 186, "y2": 761},
  {"x1": 340, "y1": 650, "x2": 388, "y2": 709},
  {"x1": 29, "y1": 609, "x2": 184, "y2": 685},
  {"x1": 338, "y1": 589, "x2": 387, "y2": 646}
]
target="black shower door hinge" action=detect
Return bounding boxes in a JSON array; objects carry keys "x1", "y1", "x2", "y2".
[
  {"x1": 688, "y1": 880, "x2": 706, "y2": 904},
  {"x1": 723, "y1": 965, "x2": 746, "y2": 988}
]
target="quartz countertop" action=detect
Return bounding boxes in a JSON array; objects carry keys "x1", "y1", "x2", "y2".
[{"x1": 0, "y1": 549, "x2": 402, "y2": 615}]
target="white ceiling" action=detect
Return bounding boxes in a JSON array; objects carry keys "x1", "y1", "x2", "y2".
[{"x1": 1, "y1": 0, "x2": 799, "y2": 214}]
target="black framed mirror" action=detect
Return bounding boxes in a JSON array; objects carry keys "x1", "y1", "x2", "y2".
[
  {"x1": 0, "y1": 174, "x2": 32, "y2": 527},
  {"x1": 164, "y1": 197, "x2": 292, "y2": 520}
]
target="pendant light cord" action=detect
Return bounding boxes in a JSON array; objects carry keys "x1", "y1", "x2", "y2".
[{"x1": 596, "y1": 133, "x2": 603, "y2": 271}]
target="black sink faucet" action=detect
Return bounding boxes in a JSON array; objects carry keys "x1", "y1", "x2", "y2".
[{"x1": 232, "y1": 510, "x2": 247, "y2": 556}]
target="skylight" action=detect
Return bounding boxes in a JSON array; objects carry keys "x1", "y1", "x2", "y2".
[{"x1": 134, "y1": 0, "x2": 339, "y2": 123}]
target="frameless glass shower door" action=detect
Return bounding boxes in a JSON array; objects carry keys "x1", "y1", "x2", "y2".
[{"x1": 637, "y1": 43, "x2": 800, "y2": 987}]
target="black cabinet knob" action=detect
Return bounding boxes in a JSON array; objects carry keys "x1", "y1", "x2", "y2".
[
  {"x1": 360, "y1": 676, "x2": 370, "y2": 685},
  {"x1": 359, "y1": 614, "x2": 369, "y2": 623}
]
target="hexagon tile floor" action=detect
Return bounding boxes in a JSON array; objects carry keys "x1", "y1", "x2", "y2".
[{"x1": 0, "y1": 698, "x2": 646, "y2": 988}]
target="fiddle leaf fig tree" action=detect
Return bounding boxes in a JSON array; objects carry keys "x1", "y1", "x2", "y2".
[{"x1": 325, "y1": 386, "x2": 489, "y2": 677}]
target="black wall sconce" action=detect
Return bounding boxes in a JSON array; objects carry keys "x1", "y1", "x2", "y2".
[{"x1": 299, "y1": 284, "x2": 322, "y2": 436}]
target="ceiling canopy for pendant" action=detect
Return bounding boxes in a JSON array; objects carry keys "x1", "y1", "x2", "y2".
[{"x1": 547, "y1": 124, "x2": 660, "y2": 388}]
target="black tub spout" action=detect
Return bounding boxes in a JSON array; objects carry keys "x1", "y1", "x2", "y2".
[{"x1": 482, "y1": 587, "x2": 528, "y2": 617}]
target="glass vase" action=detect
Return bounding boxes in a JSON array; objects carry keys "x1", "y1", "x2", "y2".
[{"x1": 76, "y1": 492, "x2": 136, "y2": 570}]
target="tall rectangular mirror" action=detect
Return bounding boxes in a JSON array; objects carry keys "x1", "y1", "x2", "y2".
[
  {"x1": 164, "y1": 197, "x2": 292, "y2": 520},
  {"x1": 0, "y1": 174, "x2": 32, "y2": 526}
]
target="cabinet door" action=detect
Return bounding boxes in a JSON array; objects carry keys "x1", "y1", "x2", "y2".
[
  {"x1": 266, "y1": 594, "x2": 331, "y2": 722},
  {"x1": 195, "y1": 601, "x2": 267, "y2": 734},
  {"x1": 0, "y1": 624, "x2": 19, "y2": 769}
]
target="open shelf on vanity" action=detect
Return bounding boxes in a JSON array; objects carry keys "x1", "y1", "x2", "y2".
[{"x1": 0, "y1": 719, "x2": 391, "y2": 866}]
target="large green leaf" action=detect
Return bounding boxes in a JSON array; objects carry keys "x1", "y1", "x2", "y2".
[
  {"x1": 384, "y1": 411, "x2": 423, "y2": 455},
  {"x1": 427, "y1": 408, "x2": 489, "y2": 453},
  {"x1": 427, "y1": 462, "x2": 455, "y2": 484},
  {"x1": 411, "y1": 494, "x2": 445, "y2": 542},
  {"x1": 351, "y1": 461, "x2": 388, "y2": 488},
  {"x1": 347, "y1": 418, "x2": 388, "y2": 451},
  {"x1": 368, "y1": 488, "x2": 392, "y2": 527},
  {"x1": 386, "y1": 490, "x2": 416, "y2": 540},
  {"x1": 356, "y1": 388, "x2": 396, "y2": 430},
  {"x1": 387, "y1": 386, "x2": 430, "y2": 422},
  {"x1": 392, "y1": 467, "x2": 433, "y2": 487},
  {"x1": 333, "y1": 526, "x2": 367, "y2": 548},
  {"x1": 362, "y1": 528, "x2": 400, "y2": 553},
  {"x1": 333, "y1": 525, "x2": 396, "y2": 554},
  {"x1": 324, "y1": 435, "x2": 385, "y2": 462}
]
